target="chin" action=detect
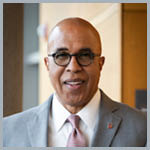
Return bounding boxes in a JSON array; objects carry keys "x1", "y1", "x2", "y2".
[{"x1": 66, "y1": 97, "x2": 87, "y2": 106}]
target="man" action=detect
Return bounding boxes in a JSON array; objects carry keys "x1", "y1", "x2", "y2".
[{"x1": 3, "y1": 17, "x2": 146, "y2": 147}]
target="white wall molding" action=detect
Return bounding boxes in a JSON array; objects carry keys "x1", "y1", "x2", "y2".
[{"x1": 91, "y1": 3, "x2": 121, "y2": 26}]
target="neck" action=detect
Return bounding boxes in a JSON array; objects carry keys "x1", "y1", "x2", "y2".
[{"x1": 64, "y1": 105, "x2": 83, "y2": 114}]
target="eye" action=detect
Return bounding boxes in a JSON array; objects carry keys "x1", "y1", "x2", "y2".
[
  {"x1": 55, "y1": 52, "x2": 69, "y2": 60},
  {"x1": 79, "y1": 52, "x2": 92, "y2": 59}
]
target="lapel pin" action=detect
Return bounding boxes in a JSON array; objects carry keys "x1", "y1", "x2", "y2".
[{"x1": 108, "y1": 123, "x2": 113, "y2": 129}]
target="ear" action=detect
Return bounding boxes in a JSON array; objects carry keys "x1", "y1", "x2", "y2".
[
  {"x1": 44, "y1": 57, "x2": 49, "y2": 71},
  {"x1": 99, "y1": 56, "x2": 105, "y2": 70}
]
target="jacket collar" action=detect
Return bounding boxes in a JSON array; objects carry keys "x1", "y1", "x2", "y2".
[
  {"x1": 27, "y1": 95, "x2": 53, "y2": 147},
  {"x1": 91, "y1": 90, "x2": 122, "y2": 147}
]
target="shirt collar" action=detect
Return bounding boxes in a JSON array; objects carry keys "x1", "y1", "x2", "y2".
[
  {"x1": 51, "y1": 89, "x2": 101, "y2": 132},
  {"x1": 52, "y1": 93, "x2": 71, "y2": 132},
  {"x1": 77, "y1": 89, "x2": 100, "y2": 130}
]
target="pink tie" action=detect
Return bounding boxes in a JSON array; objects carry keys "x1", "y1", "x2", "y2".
[{"x1": 66, "y1": 115, "x2": 87, "y2": 147}]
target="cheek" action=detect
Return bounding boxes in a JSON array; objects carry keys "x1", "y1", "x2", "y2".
[
  {"x1": 87, "y1": 65, "x2": 100, "y2": 86},
  {"x1": 48, "y1": 63, "x2": 64, "y2": 90}
]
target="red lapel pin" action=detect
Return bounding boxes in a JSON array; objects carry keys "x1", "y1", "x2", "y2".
[{"x1": 108, "y1": 123, "x2": 113, "y2": 129}]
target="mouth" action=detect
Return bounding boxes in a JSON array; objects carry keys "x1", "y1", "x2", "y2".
[{"x1": 64, "y1": 79, "x2": 85, "y2": 90}]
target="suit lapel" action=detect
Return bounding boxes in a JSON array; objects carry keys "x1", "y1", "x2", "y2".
[
  {"x1": 27, "y1": 95, "x2": 53, "y2": 147},
  {"x1": 91, "y1": 90, "x2": 122, "y2": 147}
]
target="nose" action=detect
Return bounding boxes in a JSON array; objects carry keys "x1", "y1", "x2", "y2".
[{"x1": 66, "y1": 56, "x2": 82, "y2": 73}]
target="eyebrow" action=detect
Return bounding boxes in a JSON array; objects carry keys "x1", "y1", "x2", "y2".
[
  {"x1": 55, "y1": 47, "x2": 92, "y2": 53},
  {"x1": 55, "y1": 47, "x2": 68, "y2": 52},
  {"x1": 79, "y1": 48, "x2": 92, "y2": 52}
]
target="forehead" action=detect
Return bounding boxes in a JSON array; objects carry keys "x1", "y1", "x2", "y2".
[{"x1": 48, "y1": 23, "x2": 101, "y2": 53}]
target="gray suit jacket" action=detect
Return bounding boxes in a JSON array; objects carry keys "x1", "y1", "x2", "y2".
[{"x1": 3, "y1": 90, "x2": 147, "y2": 147}]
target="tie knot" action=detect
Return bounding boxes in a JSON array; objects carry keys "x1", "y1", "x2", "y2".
[{"x1": 67, "y1": 115, "x2": 80, "y2": 129}]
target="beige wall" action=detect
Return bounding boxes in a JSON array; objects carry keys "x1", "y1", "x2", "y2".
[
  {"x1": 39, "y1": 3, "x2": 122, "y2": 104},
  {"x1": 92, "y1": 4, "x2": 122, "y2": 102}
]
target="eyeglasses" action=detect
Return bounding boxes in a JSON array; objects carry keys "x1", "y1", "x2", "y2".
[{"x1": 48, "y1": 50, "x2": 100, "y2": 66}]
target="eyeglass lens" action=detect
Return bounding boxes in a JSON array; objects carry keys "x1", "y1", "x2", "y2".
[{"x1": 54, "y1": 51, "x2": 93, "y2": 66}]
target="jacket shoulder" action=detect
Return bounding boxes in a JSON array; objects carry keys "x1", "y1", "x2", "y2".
[
  {"x1": 101, "y1": 90, "x2": 147, "y2": 146},
  {"x1": 101, "y1": 90, "x2": 146, "y2": 123},
  {"x1": 112, "y1": 100, "x2": 146, "y2": 123},
  {"x1": 3, "y1": 96, "x2": 52, "y2": 146},
  {"x1": 4, "y1": 95, "x2": 52, "y2": 122}
]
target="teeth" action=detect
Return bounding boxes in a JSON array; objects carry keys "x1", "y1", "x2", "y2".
[{"x1": 66, "y1": 81, "x2": 83, "y2": 85}]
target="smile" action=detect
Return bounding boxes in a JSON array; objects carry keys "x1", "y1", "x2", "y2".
[{"x1": 64, "y1": 79, "x2": 85, "y2": 90}]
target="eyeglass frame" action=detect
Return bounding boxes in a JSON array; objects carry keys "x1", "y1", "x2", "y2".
[{"x1": 48, "y1": 50, "x2": 101, "y2": 67}]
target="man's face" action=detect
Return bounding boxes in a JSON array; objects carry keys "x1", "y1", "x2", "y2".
[{"x1": 45, "y1": 23, "x2": 104, "y2": 112}]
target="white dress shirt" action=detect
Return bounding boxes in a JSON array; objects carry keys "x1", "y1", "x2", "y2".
[{"x1": 48, "y1": 89, "x2": 101, "y2": 147}]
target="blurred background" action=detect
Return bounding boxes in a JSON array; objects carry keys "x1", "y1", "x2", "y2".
[{"x1": 3, "y1": 3, "x2": 147, "y2": 117}]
